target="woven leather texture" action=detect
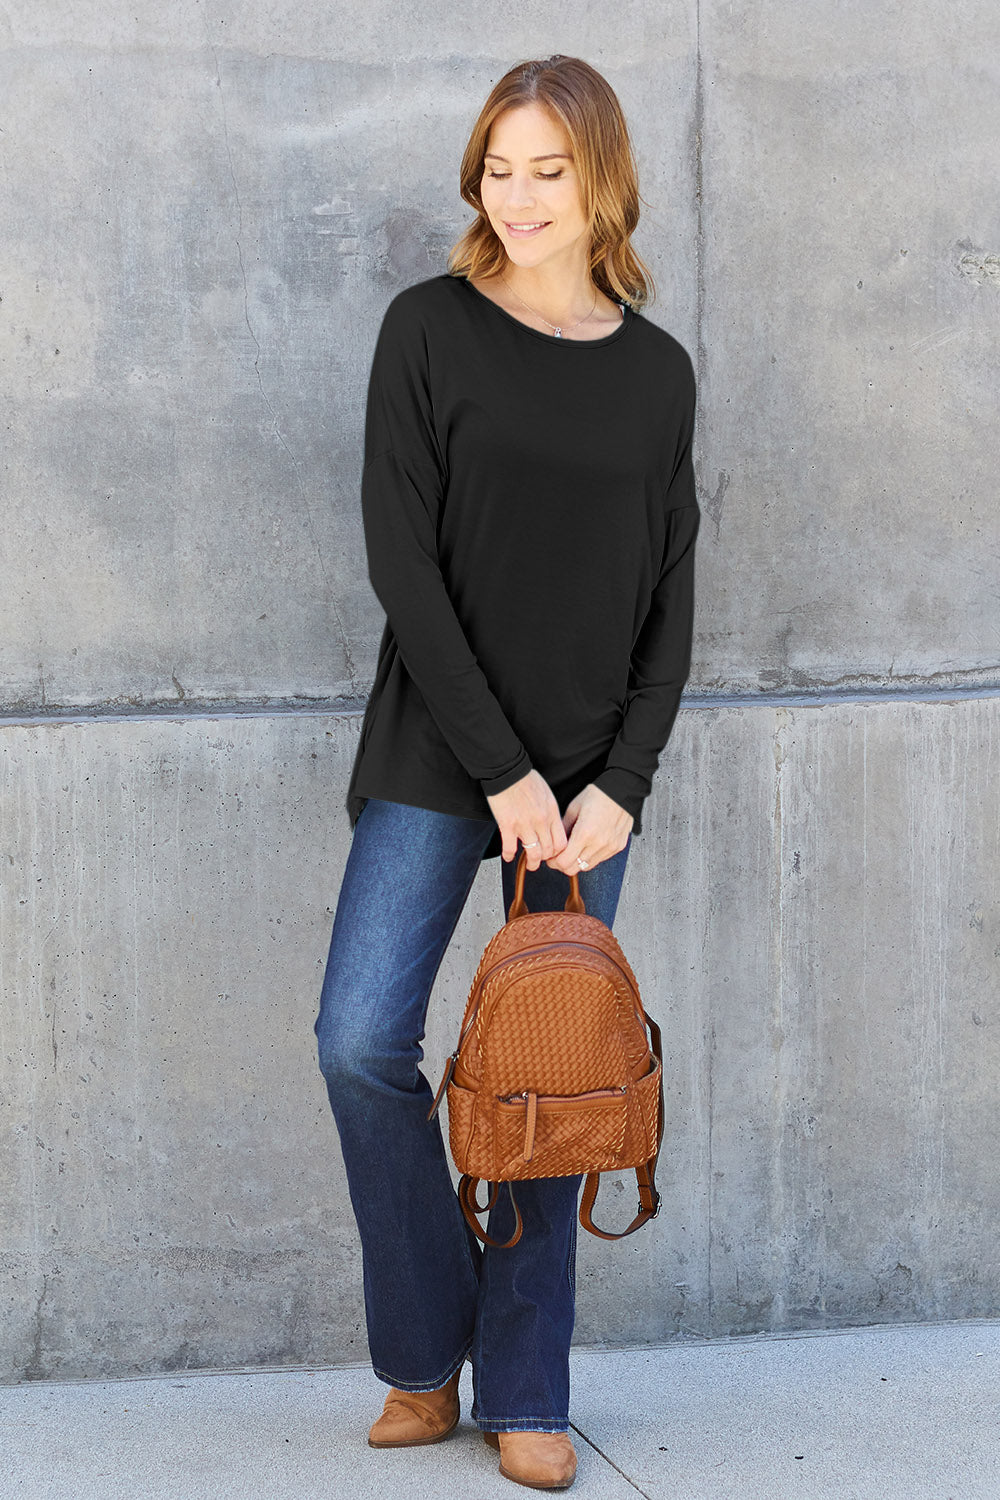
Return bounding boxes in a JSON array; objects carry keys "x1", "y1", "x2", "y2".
[{"x1": 446, "y1": 907, "x2": 660, "y2": 1182}]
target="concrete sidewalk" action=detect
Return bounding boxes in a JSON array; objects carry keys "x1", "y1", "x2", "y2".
[{"x1": 1, "y1": 1320, "x2": 998, "y2": 1499}]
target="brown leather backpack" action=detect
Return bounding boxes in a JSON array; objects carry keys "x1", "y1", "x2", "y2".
[{"x1": 428, "y1": 847, "x2": 664, "y2": 1248}]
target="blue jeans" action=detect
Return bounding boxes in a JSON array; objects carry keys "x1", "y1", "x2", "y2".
[{"x1": 314, "y1": 796, "x2": 631, "y2": 1433}]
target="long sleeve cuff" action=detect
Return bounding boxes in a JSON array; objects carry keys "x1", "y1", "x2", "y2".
[
  {"x1": 479, "y1": 747, "x2": 534, "y2": 797},
  {"x1": 590, "y1": 766, "x2": 650, "y2": 821}
]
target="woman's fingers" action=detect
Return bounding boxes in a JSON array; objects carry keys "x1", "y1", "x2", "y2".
[
  {"x1": 510, "y1": 807, "x2": 567, "y2": 870},
  {"x1": 484, "y1": 770, "x2": 567, "y2": 868},
  {"x1": 543, "y1": 785, "x2": 633, "y2": 873},
  {"x1": 486, "y1": 776, "x2": 635, "y2": 872}
]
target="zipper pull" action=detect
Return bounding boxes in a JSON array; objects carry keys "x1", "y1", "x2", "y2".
[
  {"x1": 427, "y1": 1052, "x2": 457, "y2": 1121},
  {"x1": 522, "y1": 1091, "x2": 537, "y2": 1163}
]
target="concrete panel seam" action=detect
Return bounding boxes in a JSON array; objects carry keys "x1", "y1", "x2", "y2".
[{"x1": 1, "y1": 681, "x2": 999, "y2": 729}]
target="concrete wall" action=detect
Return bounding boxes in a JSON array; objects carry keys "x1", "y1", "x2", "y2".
[{"x1": 1, "y1": 4, "x2": 998, "y2": 1380}]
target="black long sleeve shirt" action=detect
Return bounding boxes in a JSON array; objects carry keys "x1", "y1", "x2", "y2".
[{"x1": 345, "y1": 272, "x2": 700, "y2": 862}]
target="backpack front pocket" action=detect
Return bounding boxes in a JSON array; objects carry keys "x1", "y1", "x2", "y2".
[{"x1": 494, "y1": 1086, "x2": 629, "y2": 1179}]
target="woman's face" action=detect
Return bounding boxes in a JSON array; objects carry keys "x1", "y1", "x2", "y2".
[{"x1": 480, "y1": 102, "x2": 591, "y2": 271}]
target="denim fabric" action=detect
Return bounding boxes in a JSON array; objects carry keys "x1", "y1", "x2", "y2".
[{"x1": 314, "y1": 796, "x2": 631, "y2": 1432}]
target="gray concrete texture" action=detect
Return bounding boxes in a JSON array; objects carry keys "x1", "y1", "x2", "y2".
[{"x1": 1, "y1": 2, "x2": 998, "y2": 1381}]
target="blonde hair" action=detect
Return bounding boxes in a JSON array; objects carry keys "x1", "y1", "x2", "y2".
[{"x1": 447, "y1": 55, "x2": 655, "y2": 309}]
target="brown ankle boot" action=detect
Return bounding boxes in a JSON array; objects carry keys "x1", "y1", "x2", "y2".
[
  {"x1": 483, "y1": 1429, "x2": 578, "y2": 1489},
  {"x1": 367, "y1": 1367, "x2": 462, "y2": 1448}
]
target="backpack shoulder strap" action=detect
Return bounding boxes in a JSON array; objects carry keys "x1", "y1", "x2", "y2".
[
  {"x1": 578, "y1": 1161, "x2": 660, "y2": 1240},
  {"x1": 458, "y1": 1176, "x2": 524, "y2": 1249}
]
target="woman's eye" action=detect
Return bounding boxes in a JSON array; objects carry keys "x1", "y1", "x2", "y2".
[{"x1": 486, "y1": 171, "x2": 562, "y2": 180}]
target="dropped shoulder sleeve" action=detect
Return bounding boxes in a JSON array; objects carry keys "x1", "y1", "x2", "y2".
[{"x1": 360, "y1": 293, "x2": 533, "y2": 795}]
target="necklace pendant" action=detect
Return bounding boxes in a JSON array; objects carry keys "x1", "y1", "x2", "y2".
[{"x1": 554, "y1": 327, "x2": 562, "y2": 338}]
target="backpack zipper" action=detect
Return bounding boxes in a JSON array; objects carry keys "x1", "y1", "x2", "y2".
[{"x1": 497, "y1": 1085, "x2": 628, "y2": 1104}]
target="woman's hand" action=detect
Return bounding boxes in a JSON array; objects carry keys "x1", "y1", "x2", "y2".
[
  {"x1": 485, "y1": 770, "x2": 568, "y2": 870},
  {"x1": 486, "y1": 775, "x2": 634, "y2": 873},
  {"x1": 543, "y1": 784, "x2": 634, "y2": 875}
]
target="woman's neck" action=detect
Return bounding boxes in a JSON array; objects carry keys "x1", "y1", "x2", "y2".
[{"x1": 499, "y1": 262, "x2": 599, "y2": 325}]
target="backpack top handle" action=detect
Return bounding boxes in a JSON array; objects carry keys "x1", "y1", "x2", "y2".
[{"x1": 508, "y1": 845, "x2": 587, "y2": 919}]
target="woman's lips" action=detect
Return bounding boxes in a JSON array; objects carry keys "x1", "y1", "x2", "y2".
[{"x1": 505, "y1": 221, "x2": 551, "y2": 237}]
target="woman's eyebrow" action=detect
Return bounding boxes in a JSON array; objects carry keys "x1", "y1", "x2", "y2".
[{"x1": 483, "y1": 152, "x2": 572, "y2": 162}]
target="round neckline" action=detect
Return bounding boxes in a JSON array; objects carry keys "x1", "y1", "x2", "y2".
[{"x1": 459, "y1": 275, "x2": 633, "y2": 348}]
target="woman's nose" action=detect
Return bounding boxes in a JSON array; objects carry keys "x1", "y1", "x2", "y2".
[{"x1": 506, "y1": 176, "x2": 536, "y2": 208}]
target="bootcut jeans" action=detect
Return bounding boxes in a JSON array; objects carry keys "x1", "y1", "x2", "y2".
[{"x1": 313, "y1": 795, "x2": 631, "y2": 1433}]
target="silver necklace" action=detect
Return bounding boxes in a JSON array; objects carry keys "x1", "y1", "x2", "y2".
[{"x1": 498, "y1": 273, "x2": 599, "y2": 338}]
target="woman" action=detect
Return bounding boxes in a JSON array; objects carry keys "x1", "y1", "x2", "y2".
[{"x1": 315, "y1": 54, "x2": 699, "y2": 1491}]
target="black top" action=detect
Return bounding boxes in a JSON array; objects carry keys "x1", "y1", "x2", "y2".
[{"x1": 346, "y1": 271, "x2": 700, "y2": 862}]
